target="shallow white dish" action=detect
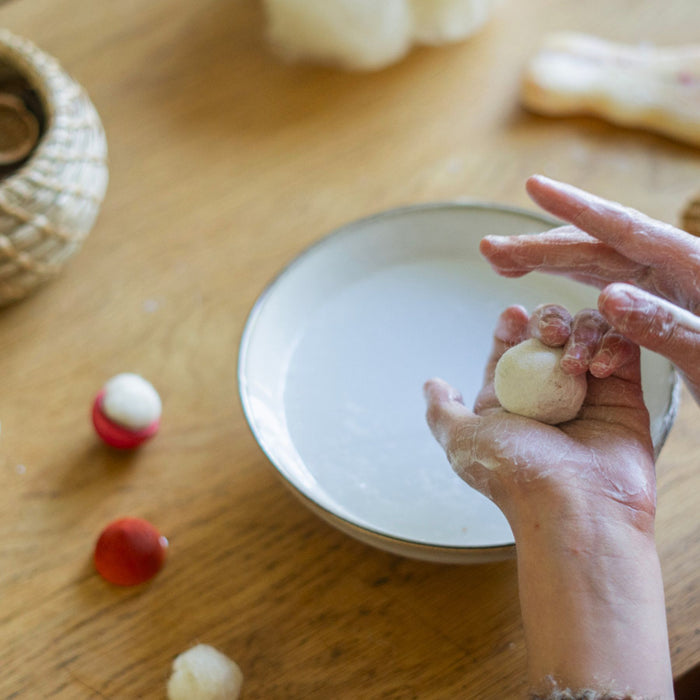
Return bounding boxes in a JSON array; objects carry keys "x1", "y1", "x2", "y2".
[{"x1": 238, "y1": 203, "x2": 679, "y2": 564}]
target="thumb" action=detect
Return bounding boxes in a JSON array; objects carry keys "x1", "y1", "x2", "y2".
[
  {"x1": 423, "y1": 378, "x2": 476, "y2": 452},
  {"x1": 598, "y1": 283, "x2": 700, "y2": 393}
]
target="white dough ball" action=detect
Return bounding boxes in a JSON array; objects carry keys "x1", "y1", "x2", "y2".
[
  {"x1": 167, "y1": 644, "x2": 243, "y2": 700},
  {"x1": 101, "y1": 373, "x2": 162, "y2": 430},
  {"x1": 494, "y1": 338, "x2": 587, "y2": 425},
  {"x1": 262, "y1": 0, "x2": 412, "y2": 71}
]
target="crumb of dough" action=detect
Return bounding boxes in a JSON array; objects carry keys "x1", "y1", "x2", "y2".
[
  {"x1": 167, "y1": 644, "x2": 243, "y2": 700},
  {"x1": 101, "y1": 373, "x2": 161, "y2": 430},
  {"x1": 494, "y1": 338, "x2": 587, "y2": 424}
]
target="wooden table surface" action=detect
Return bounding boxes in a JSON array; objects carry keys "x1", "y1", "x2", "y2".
[{"x1": 1, "y1": 1, "x2": 699, "y2": 697}]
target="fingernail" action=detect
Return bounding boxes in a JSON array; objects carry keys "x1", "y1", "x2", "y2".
[
  {"x1": 482, "y1": 235, "x2": 509, "y2": 247},
  {"x1": 542, "y1": 317, "x2": 570, "y2": 339},
  {"x1": 423, "y1": 379, "x2": 437, "y2": 401},
  {"x1": 590, "y1": 351, "x2": 612, "y2": 376},
  {"x1": 448, "y1": 387, "x2": 463, "y2": 403},
  {"x1": 561, "y1": 344, "x2": 590, "y2": 373},
  {"x1": 599, "y1": 285, "x2": 649, "y2": 333},
  {"x1": 495, "y1": 314, "x2": 520, "y2": 342},
  {"x1": 601, "y1": 283, "x2": 636, "y2": 307}
]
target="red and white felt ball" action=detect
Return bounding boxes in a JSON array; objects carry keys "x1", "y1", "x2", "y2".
[
  {"x1": 92, "y1": 373, "x2": 161, "y2": 449},
  {"x1": 94, "y1": 517, "x2": 168, "y2": 586}
]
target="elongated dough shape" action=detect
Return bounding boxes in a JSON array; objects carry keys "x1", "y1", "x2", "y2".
[{"x1": 521, "y1": 32, "x2": 700, "y2": 147}]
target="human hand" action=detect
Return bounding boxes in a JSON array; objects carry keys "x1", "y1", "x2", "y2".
[
  {"x1": 423, "y1": 305, "x2": 655, "y2": 532},
  {"x1": 480, "y1": 175, "x2": 700, "y2": 403},
  {"x1": 424, "y1": 305, "x2": 673, "y2": 699}
]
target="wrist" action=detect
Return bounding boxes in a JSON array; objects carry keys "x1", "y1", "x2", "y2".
[
  {"x1": 508, "y1": 490, "x2": 672, "y2": 699},
  {"x1": 501, "y1": 477, "x2": 656, "y2": 545}
]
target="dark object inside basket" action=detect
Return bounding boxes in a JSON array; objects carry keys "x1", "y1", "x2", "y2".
[{"x1": 0, "y1": 64, "x2": 46, "y2": 179}]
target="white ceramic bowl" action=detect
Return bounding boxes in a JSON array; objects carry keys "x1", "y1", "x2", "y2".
[{"x1": 238, "y1": 203, "x2": 680, "y2": 564}]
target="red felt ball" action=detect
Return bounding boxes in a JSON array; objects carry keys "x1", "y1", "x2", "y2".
[
  {"x1": 92, "y1": 391, "x2": 160, "y2": 449},
  {"x1": 94, "y1": 517, "x2": 168, "y2": 586}
]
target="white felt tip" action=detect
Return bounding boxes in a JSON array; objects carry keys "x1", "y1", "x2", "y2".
[
  {"x1": 167, "y1": 644, "x2": 243, "y2": 700},
  {"x1": 101, "y1": 373, "x2": 162, "y2": 430}
]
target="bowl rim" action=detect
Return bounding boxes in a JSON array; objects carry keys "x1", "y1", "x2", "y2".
[{"x1": 237, "y1": 200, "x2": 681, "y2": 560}]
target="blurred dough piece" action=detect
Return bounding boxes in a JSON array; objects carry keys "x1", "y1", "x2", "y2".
[
  {"x1": 521, "y1": 33, "x2": 700, "y2": 148},
  {"x1": 262, "y1": 0, "x2": 499, "y2": 71}
]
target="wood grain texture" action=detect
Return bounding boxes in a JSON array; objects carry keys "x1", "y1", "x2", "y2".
[{"x1": 0, "y1": 0, "x2": 698, "y2": 697}]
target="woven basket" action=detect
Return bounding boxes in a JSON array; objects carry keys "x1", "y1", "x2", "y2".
[{"x1": 0, "y1": 29, "x2": 108, "y2": 306}]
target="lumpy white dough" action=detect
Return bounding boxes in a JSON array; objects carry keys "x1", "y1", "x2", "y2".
[
  {"x1": 167, "y1": 644, "x2": 243, "y2": 700},
  {"x1": 101, "y1": 373, "x2": 162, "y2": 430},
  {"x1": 262, "y1": 0, "x2": 499, "y2": 71},
  {"x1": 263, "y1": 0, "x2": 412, "y2": 71},
  {"x1": 494, "y1": 338, "x2": 587, "y2": 425}
]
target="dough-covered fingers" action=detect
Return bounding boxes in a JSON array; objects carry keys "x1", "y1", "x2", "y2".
[
  {"x1": 482, "y1": 176, "x2": 700, "y2": 315},
  {"x1": 423, "y1": 378, "x2": 490, "y2": 491},
  {"x1": 557, "y1": 309, "x2": 637, "y2": 378},
  {"x1": 561, "y1": 309, "x2": 610, "y2": 374},
  {"x1": 526, "y1": 175, "x2": 700, "y2": 313},
  {"x1": 529, "y1": 303, "x2": 573, "y2": 346},
  {"x1": 424, "y1": 378, "x2": 506, "y2": 500},
  {"x1": 599, "y1": 283, "x2": 700, "y2": 401},
  {"x1": 527, "y1": 306, "x2": 636, "y2": 378},
  {"x1": 480, "y1": 226, "x2": 644, "y2": 288},
  {"x1": 526, "y1": 175, "x2": 700, "y2": 265},
  {"x1": 589, "y1": 328, "x2": 638, "y2": 379}
]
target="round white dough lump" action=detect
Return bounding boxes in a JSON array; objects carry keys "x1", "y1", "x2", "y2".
[
  {"x1": 167, "y1": 644, "x2": 243, "y2": 700},
  {"x1": 101, "y1": 373, "x2": 162, "y2": 430},
  {"x1": 494, "y1": 338, "x2": 587, "y2": 425}
]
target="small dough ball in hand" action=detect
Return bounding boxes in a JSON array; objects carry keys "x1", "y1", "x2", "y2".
[
  {"x1": 494, "y1": 338, "x2": 587, "y2": 424},
  {"x1": 167, "y1": 644, "x2": 243, "y2": 700}
]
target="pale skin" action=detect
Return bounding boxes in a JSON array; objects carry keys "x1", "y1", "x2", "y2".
[
  {"x1": 423, "y1": 175, "x2": 698, "y2": 699},
  {"x1": 481, "y1": 174, "x2": 700, "y2": 403}
]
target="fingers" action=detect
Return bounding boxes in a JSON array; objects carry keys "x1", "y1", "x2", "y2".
[
  {"x1": 580, "y1": 343, "x2": 649, "y2": 430},
  {"x1": 529, "y1": 304, "x2": 573, "y2": 346},
  {"x1": 424, "y1": 378, "x2": 500, "y2": 499},
  {"x1": 599, "y1": 283, "x2": 700, "y2": 392},
  {"x1": 561, "y1": 310, "x2": 614, "y2": 375},
  {"x1": 529, "y1": 305, "x2": 637, "y2": 379},
  {"x1": 480, "y1": 225, "x2": 645, "y2": 287},
  {"x1": 564, "y1": 312, "x2": 637, "y2": 379},
  {"x1": 525, "y1": 175, "x2": 700, "y2": 269},
  {"x1": 589, "y1": 328, "x2": 638, "y2": 379},
  {"x1": 482, "y1": 176, "x2": 700, "y2": 316}
]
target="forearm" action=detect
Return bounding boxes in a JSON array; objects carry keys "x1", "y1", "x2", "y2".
[{"x1": 509, "y1": 496, "x2": 673, "y2": 700}]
